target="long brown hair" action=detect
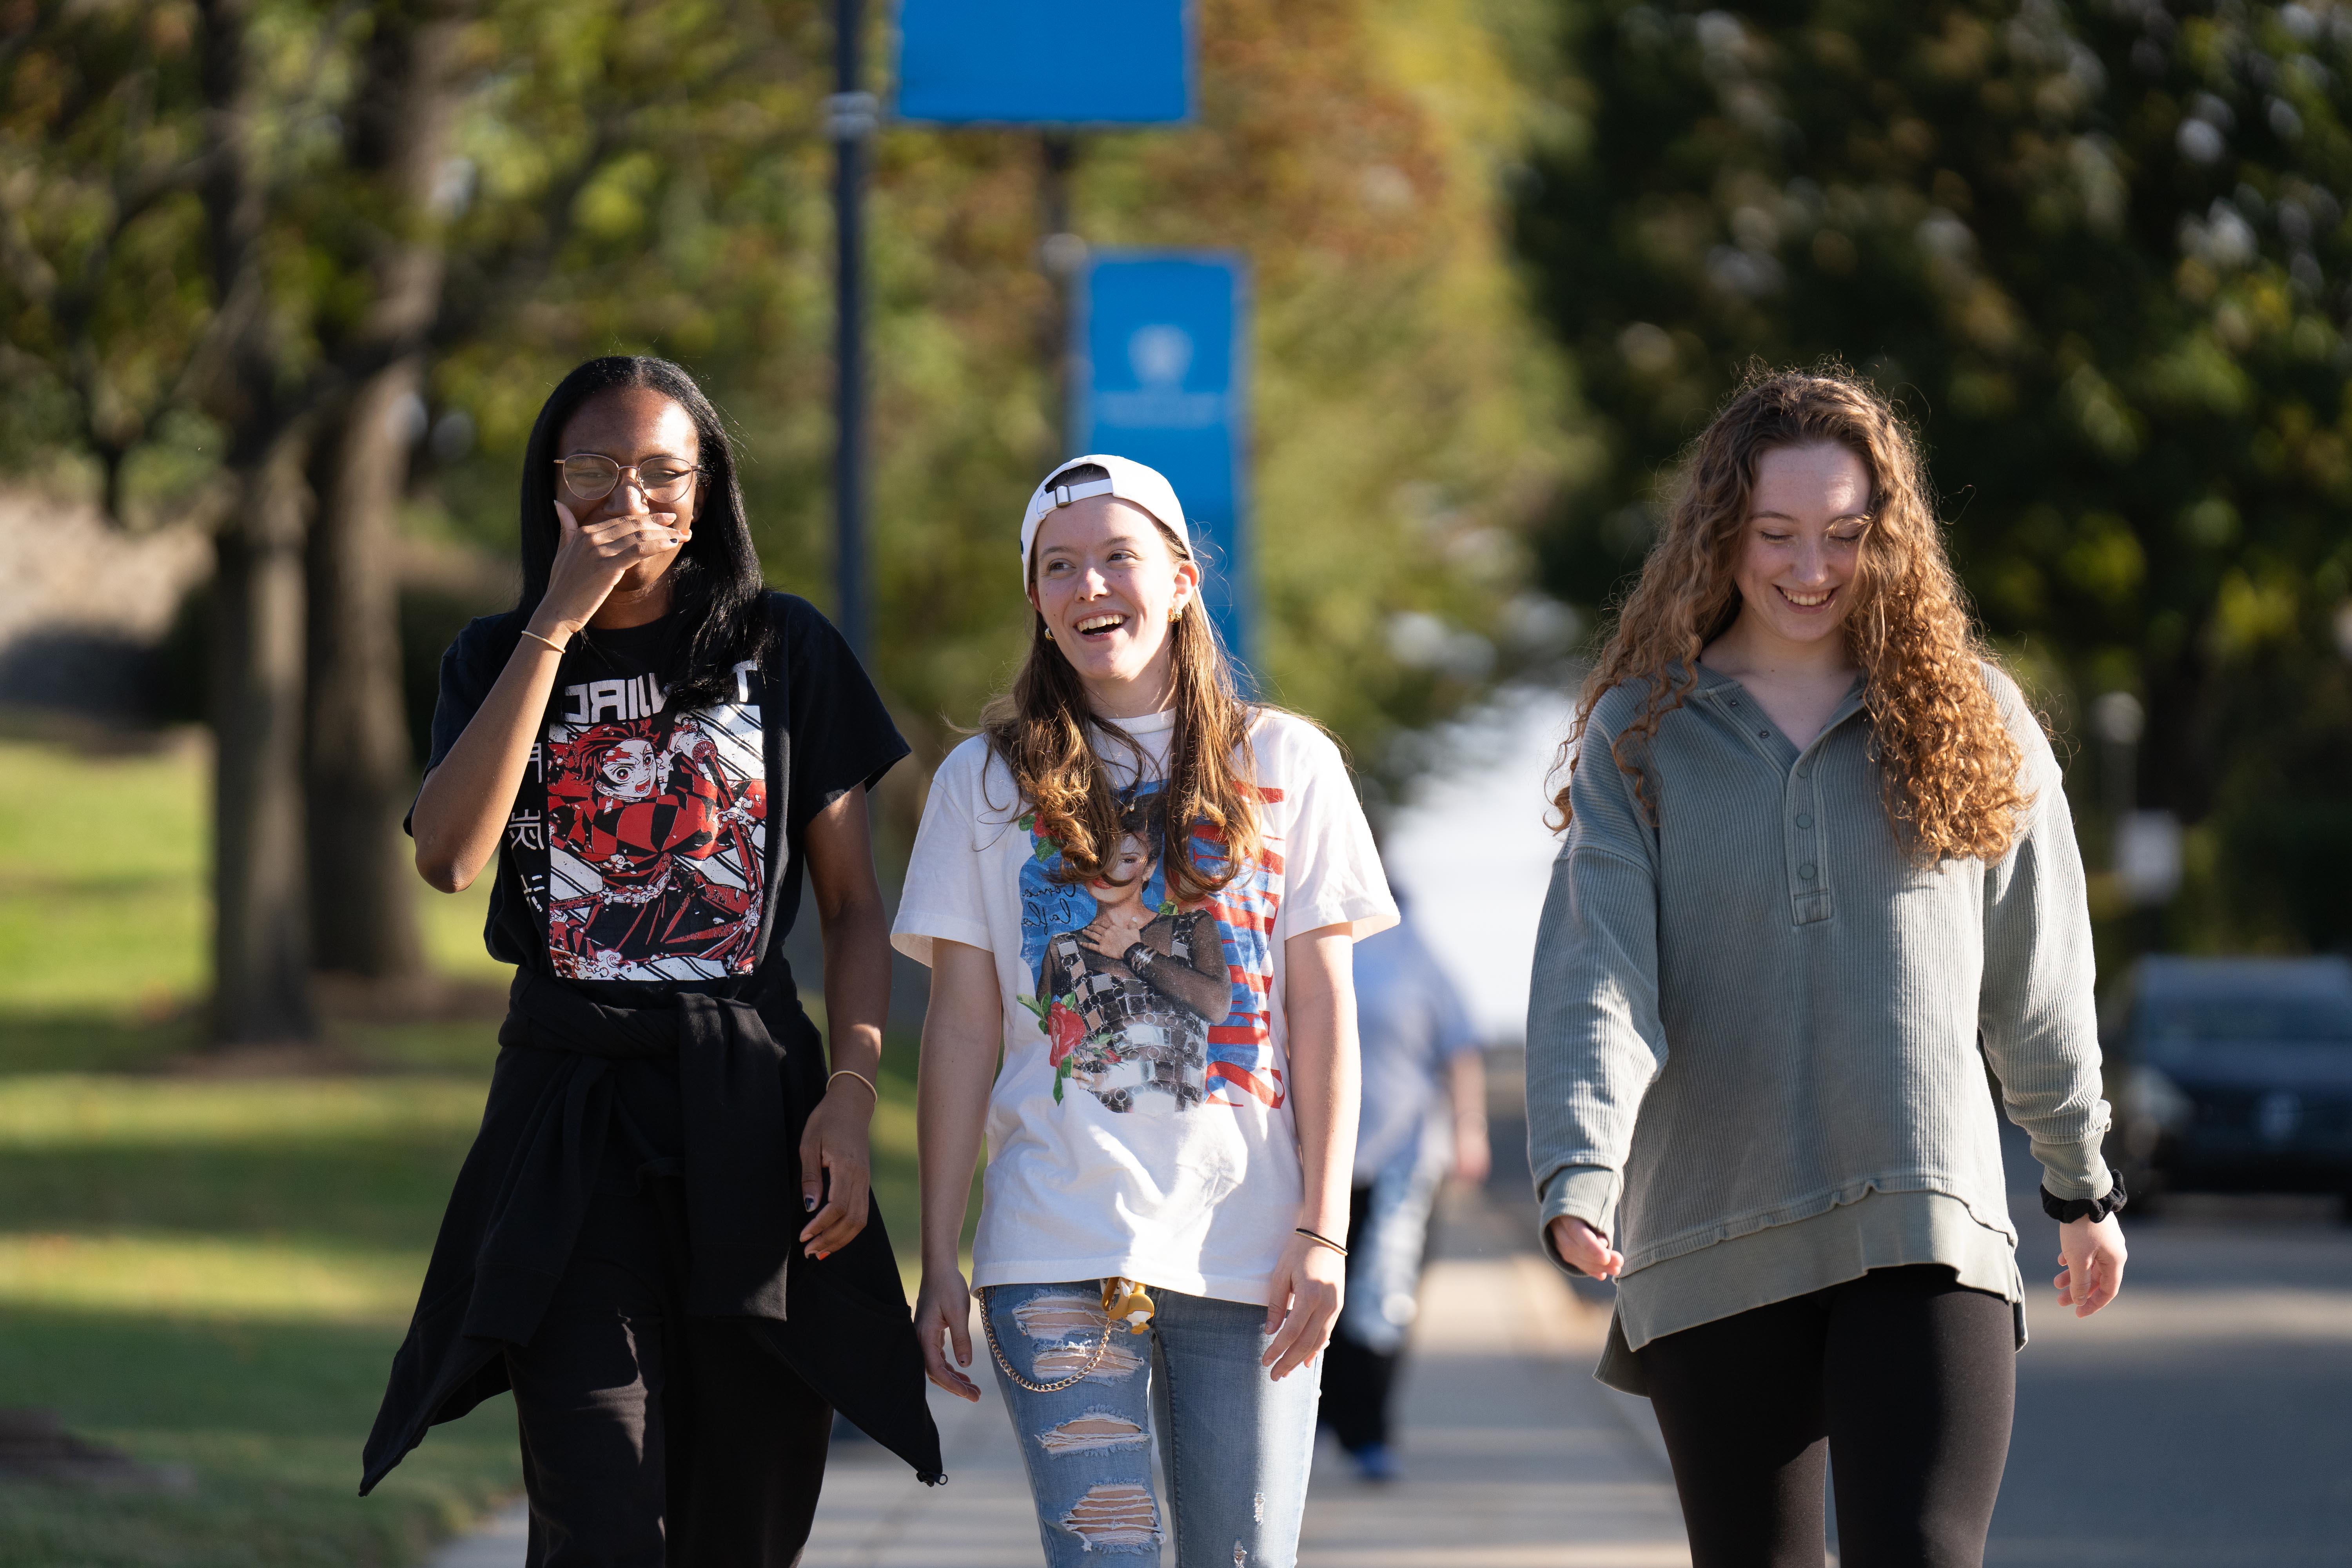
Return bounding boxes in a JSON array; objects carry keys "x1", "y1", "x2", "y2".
[
  {"x1": 1554, "y1": 365, "x2": 2030, "y2": 864},
  {"x1": 982, "y1": 464, "x2": 1263, "y2": 902}
]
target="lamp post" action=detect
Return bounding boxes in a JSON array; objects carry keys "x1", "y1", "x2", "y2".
[
  {"x1": 2093, "y1": 689, "x2": 2181, "y2": 932},
  {"x1": 2090, "y1": 690, "x2": 2143, "y2": 826},
  {"x1": 1038, "y1": 133, "x2": 1086, "y2": 456},
  {"x1": 826, "y1": 0, "x2": 877, "y2": 657}
]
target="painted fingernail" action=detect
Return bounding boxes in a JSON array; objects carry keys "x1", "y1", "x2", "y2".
[{"x1": 804, "y1": 1194, "x2": 818, "y2": 1211}]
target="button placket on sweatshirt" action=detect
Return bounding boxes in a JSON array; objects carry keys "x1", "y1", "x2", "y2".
[
  {"x1": 1791, "y1": 687, "x2": 1869, "y2": 926},
  {"x1": 1705, "y1": 678, "x2": 1864, "y2": 928},
  {"x1": 1786, "y1": 742, "x2": 1831, "y2": 926}
]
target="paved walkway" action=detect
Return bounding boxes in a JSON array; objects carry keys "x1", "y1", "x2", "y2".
[
  {"x1": 803, "y1": 1185, "x2": 1688, "y2": 1568},
  {"x1": 1292, "y1": 1224, "x2": 1690, "y2": 1566},
  {"x1": 430, "y1": 1187, "x2": 1690, "y2": 1568}
]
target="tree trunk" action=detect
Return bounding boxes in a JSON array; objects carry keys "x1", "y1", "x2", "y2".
[
  {"x1": 303, "y1": 2, "x2": 470, "y2": 981},
  {"x1": 305, "y1": 365, "x2": 428, "y2": 980},
  {"x1": 194, "y1": 0, "x2": 316, "y2": 1045},
  {"x1": 211, "y1": 433, "x2": 316, "y2": 1045}
]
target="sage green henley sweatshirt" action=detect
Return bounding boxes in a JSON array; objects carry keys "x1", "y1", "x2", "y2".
[{"x1": 1526, "y1": 662, "x2": 2111, "y2": 1394}]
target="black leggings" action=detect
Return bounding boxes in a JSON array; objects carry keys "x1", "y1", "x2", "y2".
[{"x1": 1635, "y1": 1265, "x2": 2015, "y2": 1568}]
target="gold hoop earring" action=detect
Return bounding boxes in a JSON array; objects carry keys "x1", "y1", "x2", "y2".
[
  {"x1": 1044, "y1": 627, "x2": 1054, "y2": 641},
  {"x1": 1169, "y1": 605, "x2": 1184, "y2": 622}
]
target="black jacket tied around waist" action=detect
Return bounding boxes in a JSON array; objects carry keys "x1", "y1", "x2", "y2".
[{"x1": 360, "y1": 971, "x2": 944, "y2": 1493}]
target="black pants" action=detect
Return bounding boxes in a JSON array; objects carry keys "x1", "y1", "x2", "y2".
[
  {"x1": 505, "y1": 1180, "x2": 834, "y2": 1568},
  {"x1": 1320, "y1": 1183, "x2": 1398, "y2": 1452},
  {"x1": 1635, "y1": 1265, "x2": 2015, "y2": 1568},
  {"x1": 1318, "y1": 1334, "x2": 1397, "y2": 1454}
]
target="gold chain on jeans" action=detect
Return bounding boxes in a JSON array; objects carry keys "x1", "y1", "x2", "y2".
[{"x1": 980, "y1": 1285, "x2": 1118, "y2": 1394}]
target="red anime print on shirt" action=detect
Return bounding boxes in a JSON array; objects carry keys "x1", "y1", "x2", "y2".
[{"x1": 525, "y1": 668, "x2": 768, "y2": 982}]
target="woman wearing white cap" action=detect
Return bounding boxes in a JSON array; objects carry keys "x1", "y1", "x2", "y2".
[{"x1": 895, "y1": 457, "x2": 1395, "y2": 1565}]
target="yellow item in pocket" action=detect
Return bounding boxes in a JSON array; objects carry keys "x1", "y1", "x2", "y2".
[
  {"x1": 1101, "y1": 1277, "x2": 1156, "y2": 1334},
  {"x1": 984, "y1": 1279, "x2": 1159, "y2": 1394}
]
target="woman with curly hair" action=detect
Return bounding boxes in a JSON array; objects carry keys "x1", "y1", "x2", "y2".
[
  {"x1": 895, "y1": 456, "x2": 1392, "y2": 1566},
  {"x1": 1528, "y1": 368, "x2": 2128, "y2": 1566}
]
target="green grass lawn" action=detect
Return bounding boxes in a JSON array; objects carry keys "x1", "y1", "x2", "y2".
[
  {"x1": 0, "y1": 1075, "x2": 520, "y2": 1567},
  {"x1": 0, "y1": 737, "x2": 939, "y2": 1565}
]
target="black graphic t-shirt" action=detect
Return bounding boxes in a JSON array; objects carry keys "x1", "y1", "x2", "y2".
[{"x1": 417, "y1": 592, "x2": 907, "y2": 1012}]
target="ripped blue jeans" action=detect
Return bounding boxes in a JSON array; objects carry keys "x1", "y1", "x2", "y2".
[{"x1": 982, "y1": 1281, "x2": 1321, "y2": 1567}]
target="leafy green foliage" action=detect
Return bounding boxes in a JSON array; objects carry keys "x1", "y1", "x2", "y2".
[
  {"x1": 1514, "y1": 0, "x2": 2352, "y2": 952},
  {"x1": 387, "y1": 0, "x2": 1582, "y2": 792},
  {"x1": 7, "y1": 0, "x2": 1577, "y2": 815}
]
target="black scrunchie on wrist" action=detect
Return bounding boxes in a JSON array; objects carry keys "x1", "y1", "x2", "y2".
[{"x1": 2040, "y1": 1168, "x2": 2128, "y2": 1224}]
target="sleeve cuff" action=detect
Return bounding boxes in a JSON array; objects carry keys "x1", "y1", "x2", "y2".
[
  {"x1": 1286, "y1": 895, "x2": 1400, "y2": 942},
  {"x1": 795, "y1": 740, "x2": 914, "y2": 831},
  {"x1": 2031, "y1": 1133, "x2": 2114, "y2": 1201},
  {"x1": 1536, "y1": 1164, "x2": 1619, "y2": 1274},
  {"x1": 889, "y1": 910, "x2": 993, "y2": 967}
]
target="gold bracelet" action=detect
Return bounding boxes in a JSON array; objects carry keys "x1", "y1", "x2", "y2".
[
  {"x1": 518, "y1": 628, "x2": 567, "y2": 655},
  {"x1": 826, "y1": 1068, "x2": 879, "y2": 1103}
]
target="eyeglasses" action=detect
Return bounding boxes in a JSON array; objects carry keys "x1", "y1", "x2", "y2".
[{"x1": 555, "y1": 454, "x2": 700, "y2": 505}]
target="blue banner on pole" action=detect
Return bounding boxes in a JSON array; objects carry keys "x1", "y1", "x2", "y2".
[
  {"x1": 895, "y1": 0, "x2": 1192, "y2": 125},
  {"x1": 1072, "y1": 252, "x2": 1251, "y2": 665}
]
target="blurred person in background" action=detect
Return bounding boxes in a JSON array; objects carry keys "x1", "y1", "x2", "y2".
[
  {"x1": 900, "y1": 456, "x2": 1394, "y2": 1568},
  {"x1": 1529, "y1": 368, "x2": 2128, "y2": 1568},
  {"x1": 363, "y1": 355, "x2": 939, "y2": 1563},
  {"x1": 1318, "y1": 891, "x2": 1487, "y2": 1483}
]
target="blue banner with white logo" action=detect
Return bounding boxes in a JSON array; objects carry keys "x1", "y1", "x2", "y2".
[
  {"x1": 1072, "y1": 252, "x2": 1251, "y2": 665},
  {"x1": 895, "y1": 0, "x2": 1192, "y2": 125}
]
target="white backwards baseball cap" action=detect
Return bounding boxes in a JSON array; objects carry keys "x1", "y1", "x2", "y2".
[{"x1": 1018, "y1": 454, "x2": 1190, "y2": 584}]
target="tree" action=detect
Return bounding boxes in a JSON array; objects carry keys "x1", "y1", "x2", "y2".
[
  {"x1": 186, "y1": 0, "x2": 342, "y2": 1040},
  {"x1": 301, "y1": 1, "x2": 477, "y2": 984},
  {"x1": 3, "y1": 0, "x2": 428, "y2": 1037},
  {"x1": 416, "y1": 0, "x2": 1583, "y2": 809},
  {"x1": 4, "y1": 0, "x2": 839, "y2": 1029},
  {"x1": 1514, "y1": 0, "x2": 2352, "y2": 953},
  {"x1": 5, "y1": 0, "x2": 1578, "y2": 1039}
]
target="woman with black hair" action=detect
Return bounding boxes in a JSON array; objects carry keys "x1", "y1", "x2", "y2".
[{"x1": 361, "y1": 356, "x2": 940, "y2": 1564}]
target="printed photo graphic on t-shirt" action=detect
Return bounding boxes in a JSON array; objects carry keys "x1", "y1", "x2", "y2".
[
  {"x1": 514, "y1": 668, "x2": 768, "y2": 982},
  {"x1": 1017, "y1": 783, "x2": 1286, "y2": 1114}
]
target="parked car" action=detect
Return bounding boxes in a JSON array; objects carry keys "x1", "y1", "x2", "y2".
[{"x1": 2105, "y1": 956, "x2": 2352, "y2": 1218}]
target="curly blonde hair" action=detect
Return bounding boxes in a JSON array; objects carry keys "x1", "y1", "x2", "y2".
[{"x1": 1553, "y1": 366, "x2": 2030, "y2": 864}]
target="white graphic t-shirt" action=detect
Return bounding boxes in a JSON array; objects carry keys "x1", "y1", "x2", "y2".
[{"x1": 893, "y1": 709, "x2": 1396, "y2": 1303}]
